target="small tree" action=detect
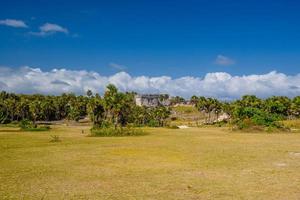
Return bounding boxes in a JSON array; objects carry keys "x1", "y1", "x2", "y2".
[
  {"x1": 104, "y1": 84, "x2": 128, "y2": 129},
  {"x1": 87, "y1": 95, "x2": 105, "y2": 126},
  {"x1": 29, "y1": 100, "x2": 41, "y2": 125},
  {"x1": 196, "y1": 97, "x2": 217, "y2": 123},
  {"x1": 153, "y1": 106, "x2": 171, "y2": 126}
]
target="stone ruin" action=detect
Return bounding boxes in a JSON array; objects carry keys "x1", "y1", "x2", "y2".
[{"x1": 135, "y1": 94, "x2": 170, "y2": 107}]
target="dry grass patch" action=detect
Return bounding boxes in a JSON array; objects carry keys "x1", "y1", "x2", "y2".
[{"x1": 1, "y1": 126, "x2": 300, "y2": 199}]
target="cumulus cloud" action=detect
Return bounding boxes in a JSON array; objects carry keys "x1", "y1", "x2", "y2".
[
  {"x1": 215, "y1": 55, "x2": 235, "y2": 66},
  {"x1": 29, "y1": 23, "x2": 68, "y2": 36},
  {"x1": 0, "y1": 19, "x2": 28, "y2": 28},
  {"x1": 0, "y1": 66, "x2": 300, "y2": 100}
]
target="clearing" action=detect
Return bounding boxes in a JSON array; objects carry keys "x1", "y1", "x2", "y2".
[{"x1": 1, "y1": 125, "x2": 300, "y2": 199}]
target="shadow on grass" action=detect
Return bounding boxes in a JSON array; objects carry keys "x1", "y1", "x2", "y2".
[{"x1": 0, "y1": 129, "x2": 22, "y2": 133}]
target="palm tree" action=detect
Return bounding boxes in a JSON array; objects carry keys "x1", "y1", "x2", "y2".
[
  {"x1": 239, "y1": 95, "x2": 263, "y2": 108},
  {"x1": 103, "y1": 84, "x2": 127, "y2": 129},
  {"x1": 196, "y1": 97, "x2": 217, "y2": 123},
  {"x1": 190, "y1": 95, "x2": 199, "y2": 105},
  {"x1": 87, "y1": 95, "x2": 105, "y2": 126},
  {"x1": 264, "y1": 96, "x2": 291, "y2": 117},
  {"x1": 0, "y1": 103, "x2": 8, "y2": 124},
  {"x1": 29, "y1": 100, "x2": 41, "y2": 124},
  {"x1": 4, "y1": 98, "x2": 17, "y2": 121},
  {"x1": 153, "y1": 106, "x2": 171, "y2": 126}
]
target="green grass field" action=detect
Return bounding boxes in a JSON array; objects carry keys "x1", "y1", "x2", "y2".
[{"x1": 1, "y1": 125, "x2": 300, "y2": 199}]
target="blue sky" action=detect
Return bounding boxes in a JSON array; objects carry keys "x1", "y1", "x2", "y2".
[
  {"x1": 1, "y1": 0, "x2": 300, "y2": 77},
  {"x1": 1, "y1": 0, "x2": 300, "y2": 98}
]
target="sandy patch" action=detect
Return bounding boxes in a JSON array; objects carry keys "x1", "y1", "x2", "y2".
[
  {"x1": 274, "y1": 162, "x2": 287, "y2": 167},
  {"x1": 289, "y1": 152, "x2": 300, "y2": 157},
  {"x1": 178, "y1": 125, "x2": 190, "y2": 129}
]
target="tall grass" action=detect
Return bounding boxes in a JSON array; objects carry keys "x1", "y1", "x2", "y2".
[{"x1": 282, "y1": 119, "x2": 300, "y2": 129}]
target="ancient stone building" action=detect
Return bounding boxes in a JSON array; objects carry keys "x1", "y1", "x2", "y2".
[{"x1": 135, "y1": 94, "x2": 170, "y2": 107}]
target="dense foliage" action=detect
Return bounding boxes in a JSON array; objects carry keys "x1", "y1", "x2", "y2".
[
  {"x1": 0, "y1": 85, "x2": 171, "y2": 129},
  {"x1": 193, "y1": 95, "x2": 300, "y2": 130},
  {"x1": 0, "y1": 91, "x2": 87, "y2": 123},
  {"x1": 1, "y1": 85, "x2": 300, "y2": 132}
]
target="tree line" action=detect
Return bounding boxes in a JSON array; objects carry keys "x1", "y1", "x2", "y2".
[
  {"x1": 0, "y1": 84, "x2": 171, "y2": 128},
  {"x1": 1, "y1": 84, "x2": 300, "y2": 130}
]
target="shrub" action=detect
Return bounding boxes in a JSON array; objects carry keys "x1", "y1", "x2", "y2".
[
  {"x1": 19, "y1": 119, "x2": 34, "y2": 129},
  {"x1": 19, "y1": 119, "x2": 50, "y2": 131},
  {"x1": 50, "y1": 135, "x2": 61, "y2": 142},
  {"x1": 281, "y1": 119, "x2": 300, "y2": 129},
  {"x1": 251, "y1": 112, "x2": 281, "y2": 127},
  {"x1": 232, "y1": 106, "x2": 286, "y2": 131},
  {"x1": 147, "y1": 119, "x2": 160, "y2": 127},
  {"x1": 234, "y1": 117, "x2": 288, "y2": 132},
  {"x1": 90, "y1": 126, "x2": 146, "y2": 137},
  {"x1": 234, "y1": 118, "x2": 264, "y2": 132}
]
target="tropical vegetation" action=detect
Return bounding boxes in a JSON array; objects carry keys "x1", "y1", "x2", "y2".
[
  {"x1": 0, "y1": 84, "x2": 171, "y2": 135},
  {"x1": 1, "y1": 85, "x2": 300, "y2": 133}
]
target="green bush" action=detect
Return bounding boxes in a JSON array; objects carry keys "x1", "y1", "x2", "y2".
[
  {"x1": 251, "y1": 112, "x2": 281, "y2": 127},
  {"x1": 19, "y1": 119, "x2": 34, "y2": 129},
  {"x1": 90, "y1": 127, "x2": 146, "y2": 137},
  {"x1": 233, "y1": 106, "x2": 285, "y2": 130},
  {"x1": 231, "y1": 106, "x2": 291, "y2": 132},
  {"x1": 235, "y1": 118, "x2": 263, "y2": 131},
  {"x1": 19, "y1": 119, "x2": 50, "y2": 131},
  {"x1": 147, "y1": 119, "x2": 160, "y2": 127}
]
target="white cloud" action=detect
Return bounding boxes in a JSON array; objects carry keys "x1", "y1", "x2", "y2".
[
  {"x1": 0, "y1": 66, "x2": 300, "y2": 100},
  {"x1": 109, "y1": 62, "x2": 127, "y2": 71},
  {"x1": 40, "y1": 23, "x2": 68, "y2": 34},
  {"x1": 0, "y1": 19, "x2": 28, "y2": 28},
  {"x1": 29, "y1": 23, "x2": 68, "y2": 36},
  {"x1": 215, "y1": 55, "x2": 235, "y2": 66}
]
